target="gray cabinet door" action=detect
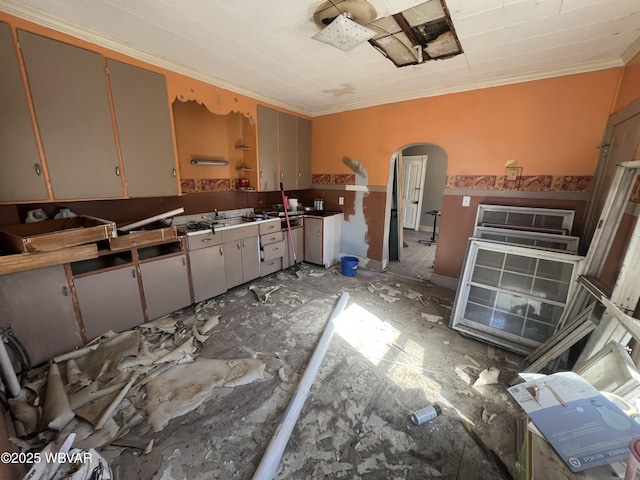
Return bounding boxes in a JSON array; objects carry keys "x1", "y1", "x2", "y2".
[
  {"x1": 0, "y1": 22, "x2": 48, "y2": 202},
  {"x1": 74, "y1": 266, "x2": 145, "y2": 341},
  {"x1": 0, "y1": 265, "x2": 82, "y2": 365},
  {"x1": 140, "y1": 255, "x2": 191, "y2": 320},
  {"x1": 297, "y1": 117, "x2": 312, "y2": 189},
  {"x1": 304, "y1": 217, "x2": 324, "y2": 265},
  {"x1": 241, "y1": 235, "x2": 260, "y2": 283},
  {"x1": 283, "y1": 227, "x2": 304, "y2": 269},
  {"x1": 224, "y1": 240, "x2": 244, "y2": 288},
  {"x1": 106, "y1": 59, "x2": 178, "y2": 197},
  {"x1": 257, "y1": 105, "x2": 279, "y2": 191},
  {"x1": 278, "y1": 111, "x2": 297, "y2": 191},
  {"x1": 18, "y1": 30, "x2": 123, "y2": 199},
  {"x1": 190, "y1": 246, "x2": 226, "y2": 303}
]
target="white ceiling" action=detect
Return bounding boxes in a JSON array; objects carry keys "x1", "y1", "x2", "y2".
[{"x1": 2, "y1": 0, "x2": 640, "y2": 117}]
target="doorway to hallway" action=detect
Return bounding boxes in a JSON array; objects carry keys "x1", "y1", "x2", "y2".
[{"x1": 386, "y1": 144, "x2": 447, "y2": 280}]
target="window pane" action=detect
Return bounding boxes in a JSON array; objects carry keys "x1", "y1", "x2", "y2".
[
  {"x1": 523, "y1": 320, "x2": 557, "y2": 343},
  {"x1": 500, "y1": 271, "x2": 533, "y2": 294},
  {"x1": 475, "y1": 250, "x2": 504, "y2": 269},
  {"x1": 533, "y1": 215, "x2": 564, "y2": 229},
  {"x1": 472, "y1": 266, "x2": 501, "y2": 286},
  {"x1": 526, "y1": 301, "x2": 564, "y2": 326},
  {"x1": 537, "y1": 259, "x2": 573, "y2": 282},
  {"x1": 468, "y1": 285, "x2": 496, "y2": 307},
  {"x1": 507, "y1": 213, "x2": 534, "y2": 227},
  {"x1": 490, "y1": 310, "x2": 525, "y2": 336},
  {"x1": 495, "y1": 291, "x2": 528, "y2": 317},
  {"x1": 532, "y1": 278, "x2": 570, "y2": 302},
  {"x1": 504, "y1": 254, "x2": 537, "y2": 275},
  {"x1": 482, "y1": 212, "x2": 507, "y2": 224},
  {"x1": 465, "y1": 303, "x2": 493, "y2": 325}
]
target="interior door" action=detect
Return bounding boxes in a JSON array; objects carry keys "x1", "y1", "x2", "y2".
[
  {"x1": 402, "y1": 155, "x2": 427, "y2": 230},
  {"x1": 583, "y1": 108, "x2": 640, "y2": 249}
]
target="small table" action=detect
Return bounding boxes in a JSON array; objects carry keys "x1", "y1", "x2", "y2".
[{"x1": 419, "y1": 210, "x2": 441, "y2": 246}]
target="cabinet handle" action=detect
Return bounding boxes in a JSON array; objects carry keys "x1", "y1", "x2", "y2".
[
  {"x1": 62, "y1": 286, "x2": 70, "y2": 296},
  {"x1": 220, "y1": 246, "x2": 224, "y2": 255},
  {"x1": 201, "y1": 238, "x2": 212, "y2": 243},
  {"x1": 260, "y1": 170, "x2": 264, "y2": 178},
  {"x1": 242, "y1": 240, "x2": 246, "y2": 247},
  {"x1": 172, "y1": 168, "x2": 177, "y2": 177},
  {"x1": 115, "y1": 166, "x2": 121, "y2": 176},
  {"x1": 237, "y1": 242, "x2": 241, "y2": 249},
  {"x1": 280, "y1": 172, "x2": 284, "y2": 178},
  {"x1": 273, "y1": 247, "x2": 279, "y2": 251},
  {"x1": 182, "y1": 257, "x2": 186, "y2": 266},
  {"x1": 34, "y1": 164, "x2": 42, "y2": 175},
  {"x1": 317, "y1": 232, "x2": 321, "y2": 236}
]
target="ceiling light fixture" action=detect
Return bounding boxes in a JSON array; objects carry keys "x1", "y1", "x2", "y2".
[
  {"x1": 191, "y1": 159, "x2": 229, "y2": 166},
  {"x1": 312, "y1": 12, "x2": 376, "y2": 51}
]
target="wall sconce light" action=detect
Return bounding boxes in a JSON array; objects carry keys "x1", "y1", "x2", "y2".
[{"x1": 191, "y1": 159, "x2": 229, "y2": 166}]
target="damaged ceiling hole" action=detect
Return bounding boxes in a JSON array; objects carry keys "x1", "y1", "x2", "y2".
[{"x1": 312, "y1": 0, "x2": 463, "y2": 67}]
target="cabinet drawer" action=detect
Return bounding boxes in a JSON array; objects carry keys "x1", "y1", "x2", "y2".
[
  {"x1": 221, "y1": 224, "x2": 259, "y2": 243},
  {"x1": 259, "y1": 219, "x2": 281, "y2": 235},
  {"x1": 261, "y1": 258, "x2": 281, "y2": 277},
  {"x1": 261, "y1": 231, "x2": 284, "y2": 246},
  {"x1": 186, "y1": 232, "x2": 222, "y2": 250},
  {"x1": 263, "y1": 240, "x2": 286, "y2": 261}
]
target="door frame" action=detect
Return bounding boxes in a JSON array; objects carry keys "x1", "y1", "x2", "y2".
[
  {"x1": 401, "y1": 154, "x2": 428, "y2": 231},
  {"x1": 582, "y1": 97, "x2": 640, "y2": 250}
]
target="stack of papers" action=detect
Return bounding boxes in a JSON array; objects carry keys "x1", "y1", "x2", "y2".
[{"x1": 508, "y1": 372, "x2": 640, "y2": 472}]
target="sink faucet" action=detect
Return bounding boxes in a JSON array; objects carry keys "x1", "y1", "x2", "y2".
[{"x1": 214, "y1": 209, "x2": 219, "y2": 219}]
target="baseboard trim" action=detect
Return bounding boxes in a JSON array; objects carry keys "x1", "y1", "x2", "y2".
[{"x1": 430, "y1": 273, "x2": 459, "y2": 291}]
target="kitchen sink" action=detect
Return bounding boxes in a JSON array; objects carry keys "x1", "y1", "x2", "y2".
[{"x1": 217, "y1": 217, "x2": 245, "y2": 227}]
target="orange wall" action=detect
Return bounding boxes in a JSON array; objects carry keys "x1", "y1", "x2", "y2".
[
  {"x1": 173, "y1": 101, "x2": 244, "y2": 178},
  {"x1": 313, "y1": 70, "x2": 622, "y2": 186},
  {"x1": 614, "y1": 50, "x2": 640, "y2": 113}
]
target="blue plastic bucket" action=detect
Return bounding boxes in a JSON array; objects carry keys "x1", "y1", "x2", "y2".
[{"x1": 341, "y1": 256, "x2": 359, "y2": 277}]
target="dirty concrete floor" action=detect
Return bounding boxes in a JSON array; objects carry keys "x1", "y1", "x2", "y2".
[{"x1": 109, "y1": 264, "x2": 524, "y2": 480}]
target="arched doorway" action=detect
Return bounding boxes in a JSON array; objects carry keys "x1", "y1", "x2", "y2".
[{"x1": 384, "y1": 144, "x2": 447, "y2": 280}]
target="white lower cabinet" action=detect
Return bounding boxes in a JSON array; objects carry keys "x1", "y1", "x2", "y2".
[
  {"x1": 189, "y1": 245, "x2": 226, "y2": 303},
  {"x1": 304, "y1": 214, "x2": 342, "y2": 268},
  {"x1": 0, "y1": 265, "x2": 83, "y2": 365},
  {"x1": 187, "y1": 232, "x2": 227, "y2": 303},
  {"x1": 222, "y1": 224, "x2": 260, "y2": 289},
  {"x1": 139, "y1": 253, "x2": 191, "y2": 320},
  {"x1": 74, "y1": 265, "x2": 145, "y2": 341},
  {"x1": 283, "y1": 226, "x2": 304, "y2": 269}
]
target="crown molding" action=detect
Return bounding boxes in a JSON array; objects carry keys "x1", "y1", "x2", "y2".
[{"x1": 309, "y1": 58, "x2": 624, "y2": 116}]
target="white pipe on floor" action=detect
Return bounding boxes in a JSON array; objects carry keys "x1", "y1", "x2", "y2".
[
  {"x1": 0, "y1": 339, "x2": 21, "y2": 397},
  {"x1": 252, "y1": 292, "x2": 349, "y2": 480}
]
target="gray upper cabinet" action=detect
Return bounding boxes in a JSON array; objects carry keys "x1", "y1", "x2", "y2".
[
  {"x1": 0, "y1": 22, "x2": 48, "y2": 202},
  {"x1": 258, "y1": 105, "x2": 312, "y2": 191},
  {"x1": 297, "y1": 117, "x2": 312, "y2": 189},
  {"x1": 278, "y1": 111, "x2": 297, "y2": 191},
  {"x1": 106, "y1": 59, "x2": 178, "y2": 197},
  {"x1": 258, "y1": 105, "x2": 279, "y2": 191},
  {"x1": 18, "y1": 30, "x2": 123, "y2": 200}
]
